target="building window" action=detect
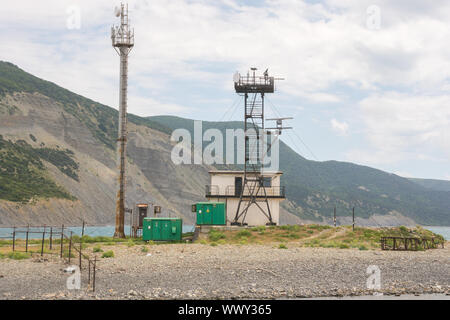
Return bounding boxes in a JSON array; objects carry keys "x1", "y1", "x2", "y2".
[{"x1": 261, "y1": 177, "x2": 272, "y2": 187}]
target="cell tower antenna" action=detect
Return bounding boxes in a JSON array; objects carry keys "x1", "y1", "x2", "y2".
[
  {"x1": 232, "y1": 68, "x2": 286, "y2": 226},
  {"x1": 111, "y1": 3, "x2": 134, "y2": 238}
]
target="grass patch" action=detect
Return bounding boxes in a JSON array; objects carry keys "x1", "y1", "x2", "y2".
[
  {"x1": 141, "y1": 246, "x2": 149, "y2": 253},
  {"x1": 7, "y1": 252, "x2": 31, "y2": 260},
  {"x1": 208, "y1": 230, "x2": 226, "y2": 242},
  {"x1": 93, "y1": 246, "x2": 103, "y2": 253},
  {"x1": 101, "y1": 251, "x2": 114, "y2": 258},
  {"x1": 278, "y1": 243, "x2": 288, "y2": 249},
  {"x1": 236, "y1": 230, "x2": 252, "y2": 238}
]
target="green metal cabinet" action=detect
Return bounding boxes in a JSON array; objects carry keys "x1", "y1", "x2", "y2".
[
  {"x1": 142, "y1": 218, "x2": 182, "y2": 241},
  {"x1": 196, "y1": 202, "x2": 226, "y2": 225}
]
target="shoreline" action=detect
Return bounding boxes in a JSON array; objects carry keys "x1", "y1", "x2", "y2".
[{"x1": 0, "y1": 243, "x2": 448, "y2": 300}]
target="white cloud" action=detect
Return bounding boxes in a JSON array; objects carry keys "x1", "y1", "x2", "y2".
[
  {"x1": 1, "y1": 0, "x2": 450, "y2": 179},
  {"x1": 331, "y1": 119, "x2": 349, "y2": 135},
  {"x1": 359, "y1": 93, "x2": 450, "y2": 159}
]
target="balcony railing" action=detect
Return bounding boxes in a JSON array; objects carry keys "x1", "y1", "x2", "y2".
[{"x1": 205, "y1": 185, "x2": 285, "y2": 198}]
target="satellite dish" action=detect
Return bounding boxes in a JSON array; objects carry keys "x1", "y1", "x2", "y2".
[
  {"x1": 233, "y1": 72, "x2": 240, "y2": 83},
  {"x1": 114, "y1": 6, "x2": 121, "y2": 17}
]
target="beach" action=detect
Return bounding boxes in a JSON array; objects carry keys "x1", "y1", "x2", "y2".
[{"x1": 0, "y1": 242, "x2": 449, "y2": 300}]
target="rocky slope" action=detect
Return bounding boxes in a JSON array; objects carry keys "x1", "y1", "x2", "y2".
[{"x1": 0, "y1": 61, "x2": 449, "y2": 227}]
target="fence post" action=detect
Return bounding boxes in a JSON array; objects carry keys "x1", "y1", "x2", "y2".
[
  {"x1": 25, "y1": 230, "x2": 29, "y2": 253},
  {"x1": 41, "y1": 230, "x2": 45, "y2": 256},
  {"x1": 333, "y1": 207, "x2": 336, "y2": 227},
  {"x1": 60, "y1": 224, "x2": 64, "y2": 258},
  {"x1": 93, "y1": 256, "x2": 97, "y2": 292},
  {"x1": 68, "y1": 232, "x2": 73, "y2": 263},
  {"x1": 82, "y1": 221, "x2": 85, "y2": 237},
  {"x1": 49, "y1": 227, "x2": 53, "y2": 250},
  {"x1": 352, "y1": 207, "x2": 355, "y2": 231},
  {"x1": 12, "y1": 226, "x2": 16, "y2": 252},
  {"x1": 79, "y1": 238, "x2": 82, "y2": 270}
]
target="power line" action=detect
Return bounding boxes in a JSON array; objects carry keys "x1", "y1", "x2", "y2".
[{"x1": 266, "y1": 97, "x2": 320, "y2": 162}]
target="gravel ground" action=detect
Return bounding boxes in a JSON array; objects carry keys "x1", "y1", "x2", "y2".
[{"x1": 0, "y1": 243, "x2": 449, "y2": 300}]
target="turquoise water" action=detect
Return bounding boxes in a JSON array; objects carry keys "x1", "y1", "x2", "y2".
[{"x1": 0, "y1": 225, "x2": 196, "y2": 239}]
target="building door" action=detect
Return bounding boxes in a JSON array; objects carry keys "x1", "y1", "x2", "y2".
[{"x1": 235, "y1": 177, "x2": 242, "y2": 196}]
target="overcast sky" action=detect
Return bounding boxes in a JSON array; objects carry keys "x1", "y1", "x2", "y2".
[{"x1": 1, "y1": 0, "x2": 449, "y2": 180}]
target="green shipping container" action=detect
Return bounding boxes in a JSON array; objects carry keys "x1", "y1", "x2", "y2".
[
  {"x1": 196, "y1": 202, "x2": 226, "y2": 225},
  {"x1": 142, "y1": 218, "x2": 182, "y2": 241}
]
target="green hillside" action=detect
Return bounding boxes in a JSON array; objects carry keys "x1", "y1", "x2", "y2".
[
  {"x1": 0, "y1": 61, "x2": 171, "y2": 150},
  {"x1": 409, "y1": 178, "x2": 450, "y2": 192},
  {"x1": 0, "y1": 135, "x2": 76, "y2": 202},
  {"x1": 149, "y1": 116, "x2": 450, "y2": 225},
  {"x1": 0, "y1": 61, "x2": 449, "y2": 225}
]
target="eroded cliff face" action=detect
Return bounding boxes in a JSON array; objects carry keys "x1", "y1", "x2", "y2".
[
  {"x1": 0, "y1": 92, "x2": 209, "y2": 226},
  {"x1": 0, "y1": 92, "x2": 432, "y2": 228}
]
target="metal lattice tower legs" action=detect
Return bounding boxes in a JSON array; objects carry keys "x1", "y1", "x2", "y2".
[{"x1": 233, "y1": 92, "x2": 274, "y2": 226}]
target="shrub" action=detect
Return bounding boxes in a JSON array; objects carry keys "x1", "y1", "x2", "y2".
[
  {"x1": 126, "y1": 240, "x2": 135, "y2": 247},
  {"x1": 278, "y1": 244, "x2": 288, "y2": 249},
  {"x1": 236, "y1": 230, "x2": 251, "y2": 238},
  {"x1": 339, "y1": 243, "x2": 349, "y2": 249},
  {"x1": 251, "y1": 226, "x2": 266, "y2": 232},
  {"x1": 209, "y1": 230, "x2": 226, "y2": 242},
  {"x1": 210, "y1": 242, "x2": 218, "y2": 247},
  {"x1": 358, "y1": 245, "x2": 368, "y2": 251},
  {"x1": 7, "y1": 252, "x2": 31, "y2": 260},
  {"x1": 93, "y1": 246, "x2": 103, "y2": 253},
  {"x1": 399, "y1": 226, "x2": 408, "y2": 233},
  {"x1": 141, "y1": 246, "x2": 149, "y2": 253},
  {"x1": 101, "y1": 251, "x2": 114, "y2": 258}
]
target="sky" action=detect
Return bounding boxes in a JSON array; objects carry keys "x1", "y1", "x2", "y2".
[{"x1": 0, "y1": 0, "x2": 449, "y2": 180}]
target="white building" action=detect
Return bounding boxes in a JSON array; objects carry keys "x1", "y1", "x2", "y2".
[{"x1": 205, "y1": 170, "x2": 285, "y2": 226}]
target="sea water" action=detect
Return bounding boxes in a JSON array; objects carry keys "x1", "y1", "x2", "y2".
[{"x1": 0, "y1": 225, "x2": 196, "y2": 239}]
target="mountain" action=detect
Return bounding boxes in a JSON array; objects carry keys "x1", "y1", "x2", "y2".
[
  {"x1": 147, "y1": 117, "x2": 450, "y2": 226},
  {"x1": 0, "y1": 61, "x2": 209, "y2": 226},
  {"x1": 409, "y1": 178, "x2": 450, "y2": 192},
  {"x1": 0, "y1": 61, "x2": 449, "y2": 226}
]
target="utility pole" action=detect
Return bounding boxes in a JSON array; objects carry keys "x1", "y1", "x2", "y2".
[
  {"x1": 111, "y1": 3, "x2": 134, "y2": 238},
  {"x1": 352, "y1": 207, "x2": 355, "y2": 231},
  {"x1": 333, "y1": 206, "x2": 336, "y2": 227}
]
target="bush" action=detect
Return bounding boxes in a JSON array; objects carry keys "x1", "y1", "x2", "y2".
[
  {"x1": 399, "y1": 226, "x2": 409, "y2": 233},
  {"x1": 93, "y1": 246, "x2": 103, "y2": 253},
  {"x1": 7, "y1": 252, "x2": 31, "y2": 260},
  {"x1": 251, "y1": 226, "x2": 266, "y2": 232},
  {"x1": 126, "y1": 240, "x2": 135, "y2": 247},
  {"x1": 358, "y1": 245, "x2": 368, "y2": 251},
  {"x1": 236, "y1": 230, "x2": 251, "y2": 238},
  {"x1": 210, "y1": 242, "x2": 218, "y2": 247},
  {"x1": 209, "y1": 230, "x2": 226, "y2": 242},
  {"x1": 339, "y1": 243, "x2": 349, "y2": 249},
  {"x1": 141, "y1": 246, "x2": 149, "y2": 253},
  {"x1": 278, "y1": 244, "x2": 288, "y2": 249},
  {"x1": 101, "y1": 251, "x2": 114, "y2": 258}
]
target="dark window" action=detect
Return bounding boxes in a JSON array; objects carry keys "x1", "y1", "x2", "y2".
[{"x1": 261, "y1": 177, "x2": 272, "y2": 187}]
